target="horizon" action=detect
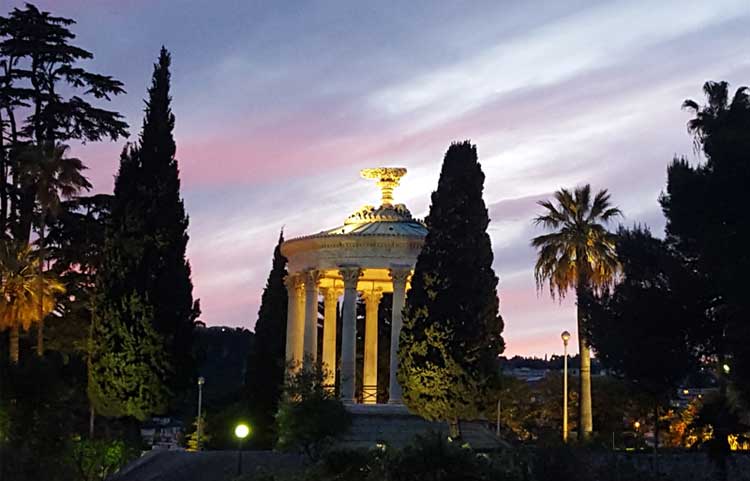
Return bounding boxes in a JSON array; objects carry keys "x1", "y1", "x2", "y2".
[{"x1": 9, "y1": 0, "x2": 750, "y2": 357}]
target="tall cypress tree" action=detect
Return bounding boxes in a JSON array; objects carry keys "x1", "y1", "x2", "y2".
[
  {"x1": 89, "y1": 148, "x2": 172, "y2": 420},
  {"x1": 398, "y1": 141, "x2": 504, "y2": 438},
  {"x1": 135, "y1": 47, "x2": 198, "y2": 398},
  {"x1": 246, "y1": 231, "x2": 288, "y2": 447},
  {"x1": 89, "y1": 48, "x2": 197, "y2": 419}
]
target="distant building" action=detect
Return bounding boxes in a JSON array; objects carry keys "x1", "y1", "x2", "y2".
[
  {"x1": 503, "y1": 367, "x2": 549, "y2": 382},
  {"x1": 502, "y1": 365, "x2": 611, "y2": 383},
  {"x1": 140, "y1": 417, "x2": 185, "y2": 451},
  {"x1": 671, "y1": 387, "x2": 718, "y2": 410}
]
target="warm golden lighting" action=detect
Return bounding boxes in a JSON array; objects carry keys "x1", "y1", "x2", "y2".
[
  {"x1": 360, "y1": 167, "x2": 407, "y2": 206},
  {"x1": 561, "y1": 330, "x2": 571, "y2": 344},
  {"x1": 634, "y1": 421, "x2": 641, "y2": 430},
  {"x1": 683, "y1": 389, "x2": 689, "y2": 395}
]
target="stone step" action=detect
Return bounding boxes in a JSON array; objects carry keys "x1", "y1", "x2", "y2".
[{"x1": 337, "y1": 404, "x2": 508, "y2": 451}]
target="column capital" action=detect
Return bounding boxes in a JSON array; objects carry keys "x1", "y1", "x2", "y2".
[
  {"x1": 362, "y1": 288, "x2": 383, "y2": 305},
  {"x1": 284, "y1": 273, "x2": 303, "y2": 290},
  {"x1": 322, "y1": 287, "x2": 343, "y2": 302},
  {"x1": 303, "y1": 269, "x2": 322, "y2": 289},
  {"x1": 338, "y1": 266, "x2": 362, "y2": 289},
  {"x1": 389, "y1": 265, "x2": 412, "y2": 285}
]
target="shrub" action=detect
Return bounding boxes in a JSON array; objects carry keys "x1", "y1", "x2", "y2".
[
  {"x1": 384, "y1": 432, "x2": 526, "y2": 481},
  {"x1": 66, "y1": 437, "x2": 138, "y2": 481},
  {"x1": 275, "y1": 360, "x2": 351, "y2": 460}
]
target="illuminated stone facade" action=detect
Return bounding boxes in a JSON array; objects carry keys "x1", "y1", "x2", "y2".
[{"x1": 281, "y1": 168, "x2": 426, "y2": 405}]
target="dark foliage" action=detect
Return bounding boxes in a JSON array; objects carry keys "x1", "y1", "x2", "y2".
[
  {"x1": 661, "y1": 81, "x2": 750, "y2": 403},
  {"x1": 399, "y1": 141, "x2": 504, "y2": 435},
  {"x1": 0, "y1": 3, "x2": 128, "y2": 241},
  {"x1": 245, "y1": 232, "x2": 288, "y2": 448},
  {"x1": 90, "y1": 48, "x2": 197, "y2": 419},
  {"x1": 276, "y1": 360, "x2": 350, "y2": 460},
  {"x1": 44, "y1": 194, "x2": 111, "y2": 356},
  {"x1": 0, "y1": 353, "x2": 140, "y2": 481},
  {"x1": 584, "y1": 226, "x2": 703, "y2": 445}
]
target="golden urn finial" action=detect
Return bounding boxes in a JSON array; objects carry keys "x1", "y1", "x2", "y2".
[{"x1": 360, "y1": 167, "x2": 407, "y2": 206}]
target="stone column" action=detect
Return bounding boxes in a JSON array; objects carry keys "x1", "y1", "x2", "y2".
[
  {"x1": 362, "y1": 288, "x2": 383, "y2": 404},
  {"x1": 388, "y1": 267, "x2": 411, "y2": 404},
  {"x1": 303, "y1": 269, "x2": 321, "y2": 365},
  {"x1": 321, "y1": 287, "x2": 341, "y2": 386},
  {"x1": 339, "y1": 266, "x2": 361, "y2": 403},
  {"x1": 283, "y1": 273, "x2": 301, "y2": 367}
]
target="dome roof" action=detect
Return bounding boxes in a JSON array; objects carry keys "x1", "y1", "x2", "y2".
[
  {"x1": 320, "y1": 203, "x2": 427, "y2": 237},
  {"x1": 288, "y1": 167, "x2": 427, "y2": 242},
  {"x1": 281, "y1": 167, "x2": 426, "y2": 273}
]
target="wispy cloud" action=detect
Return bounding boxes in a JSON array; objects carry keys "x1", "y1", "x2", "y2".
[{"x1": 9, "y1": 0, "x2": 750, "y2": 355}]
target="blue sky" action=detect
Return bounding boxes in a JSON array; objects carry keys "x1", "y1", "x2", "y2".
[{"x1": 8, "y1": 0, "x2": 750, "y2": 356}]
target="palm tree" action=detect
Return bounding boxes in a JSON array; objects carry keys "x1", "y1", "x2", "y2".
[
  {"x1": 18, "y1": 142, "x2": 91, "y2": 355},
  {"x1": 682, "y1": 81, "x2": 750, "y2": 155},
  {"x1": 531, "y1": 185, "x2": 621, "y2": 440},
  {"x1": 0, "y1": 241, "x2": 65, "y2": 363}
]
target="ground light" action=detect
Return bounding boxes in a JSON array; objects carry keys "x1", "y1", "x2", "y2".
[{"x1": 234, "y1": 423, "x2": 251, "y2": 476}]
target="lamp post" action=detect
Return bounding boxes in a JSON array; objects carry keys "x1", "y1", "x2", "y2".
[
  {"x1": 496, "y1": 353, "x2": 502, "y2": 436},
  {"x1": 234, "y1": 423, "x2": 250, "y2": 476},
  {"x1": 196, "y1": 377, "x2": 205, "y2": 451},
  {"x1": 561, "y1": 330, "x2": 571, "y2": 443}
]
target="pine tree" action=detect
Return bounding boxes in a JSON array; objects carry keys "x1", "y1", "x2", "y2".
[
  {"x1": 0, "y1": 3, "x2": 128, "y2": 241},
  {"x1": 245, "y1": 231, "x2": 288, "y2": 447},
  {"x1": 89, "y1": 48, "x2": 197, "y2": 419},
  {"x1": 398, "y1": 141, "x2": 504, "y2": 438}
]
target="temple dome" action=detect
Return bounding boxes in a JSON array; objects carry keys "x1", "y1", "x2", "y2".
[
  {"x1": 289, "y1": 167, "x2": 428, "y2": 241},
  {"x1": 320, "y1": 203, "x2": 427, "y2": 237},
  {"x1": 282, "y1": 167, "x2": 427, "y2": 273}
]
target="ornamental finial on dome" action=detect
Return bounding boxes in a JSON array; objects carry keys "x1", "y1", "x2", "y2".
[{"x1": 360, "y1": 167, "x2": 407, "y2": 206}]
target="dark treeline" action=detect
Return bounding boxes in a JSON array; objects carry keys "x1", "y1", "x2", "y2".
[
  {"x1": 0, "y1": 4, "x2": 198, "y2": 481},
  {"x1": 576, "y1": 82, "x2": 750, "y2": 468}
]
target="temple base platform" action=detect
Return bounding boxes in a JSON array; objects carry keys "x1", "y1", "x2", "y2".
[{"x1": 337, "y1": 403, "x2": 509, "y2": 451}]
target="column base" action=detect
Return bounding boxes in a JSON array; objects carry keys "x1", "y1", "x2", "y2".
[{"x1": 387, "y1": 399, "x2": 403, "y2": 405}]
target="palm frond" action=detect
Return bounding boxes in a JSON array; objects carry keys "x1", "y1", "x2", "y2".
[{"x1": 532, "y1": 185, "x2": 622, "y2": 300}]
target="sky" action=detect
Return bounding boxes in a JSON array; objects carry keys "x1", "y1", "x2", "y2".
[{"x1": 6, "y1": 0, "x2": 750, "y2": 357}]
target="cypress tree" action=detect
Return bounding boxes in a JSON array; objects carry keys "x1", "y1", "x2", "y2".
[
  {"x1": 89, "y1": 48, "x2": 197, "y2": 419},
  {"x1": 398, "y1": 141, "x2": 504, "y2": 438},
  {"x1": 89, "y1": 148, "x2": 172, "y2": 420},
  {"x1": 135, "y1": 47, "x2": 198, "y2": 398},
  {"x1": 245, "y1": 231, "x2": 288, "y2": 447}
]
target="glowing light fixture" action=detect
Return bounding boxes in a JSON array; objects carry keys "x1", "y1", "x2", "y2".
[
  {"x1": 234, "y1": 423, "x2": 250, "y2": 439},
  {"x1": 561, "y1": 331, "x2": 571, "y2": 344}
]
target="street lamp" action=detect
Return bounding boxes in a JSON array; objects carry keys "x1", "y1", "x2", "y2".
[
  {"x1": 196, "y1": 377, "x2": 205, "y2": 451},
  {"x1": 234, "y1": 423, "x2": 250, "y2": 476},
  {"x1": 561, "y1": 330, "x2": 571, "y2": 443},
  {"x1": 496, "y1": 353, "x2": 502, "y2": 436}
]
